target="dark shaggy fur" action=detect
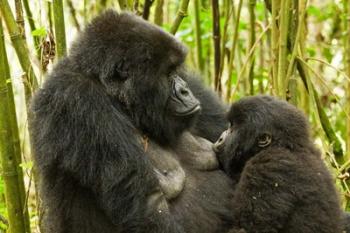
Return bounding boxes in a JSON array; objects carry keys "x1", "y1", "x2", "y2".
[
  {"x1": 29, "y1": 10, "x2": 233, "y2": 233},
  {"x1": 215, "y1": 95, "x2": 343, "y2": 233}
]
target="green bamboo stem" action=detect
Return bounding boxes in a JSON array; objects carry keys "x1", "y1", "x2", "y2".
[
  {"x1": 193, "y1": 0, "x2": 203, "y2": 72},
  {"x1": 53, "y1": 0, "x2": 67, "y2": 58},
  {"x1": 271, "y1": 0, "x2": 280, "y2": 95},
  {"x1": 287, "y1": 78, "x2": 298, "y2": 105},
  {"x1": 12, "y1": 3, "x2": 32, "y2": 232},
  {"x1": 22, "y1": 0, "x2": 41, "y2": 58},
  {"x1": 47, "y1": 1, "x2": 53, "y2": 33},
  {"x1": 286, "y1": 0, "x2": 305, "y2": 82},
  {"x1": 0, "y1": 0, "x2": 38, "y2": 97},
  {"x1": 154, "y1": 0, "x2": 164, "y2": 26},
  {"x1": 247, "y1": 0, "x2": 257, "y2": 95},
  {"x1": 295, "y1": 58, "x2": 344, "y2": 158},
  {"x1": 226, "y1": 0, "x2": 243, "y2": 101},
  {"x1": 14, "y1": 0, "x2": 25, "y2": 36},
  {"x1": 345, "y1": 0, "x2": 350, "y2": 160},
  {"x1": 230, "y1": 24, "x2": 270, "y2": 100},
  {"x1": 0, "y1": 17, "x2": 27, "y2": 233},
  {"x1": 285, "y1": 0, "x2": 304, "y2": 104},
  {"x1": 211, "y1": 0, "x2": 221, "y2": 93},
  {"x1": 276, "y1": 0, "x2": 291, "y2": 99},
  {"x1": 291, "y1": 8, "x2": 344, "y2": 158},
  {"x1": 218, "y1": 0, "x2": 232, "y2": 80},
  {"x1": 170, "y1": 0, "x2": 190, "y2": 35}
]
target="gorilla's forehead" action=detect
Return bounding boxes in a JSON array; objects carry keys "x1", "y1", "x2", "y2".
[{"x1": 85, "y1": 10, "x2": 188, "y2": 64}]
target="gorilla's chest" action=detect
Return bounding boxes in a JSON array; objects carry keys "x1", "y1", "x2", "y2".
[{"x1": 144, "y1": 132, "x2": 235, "y2": 233}]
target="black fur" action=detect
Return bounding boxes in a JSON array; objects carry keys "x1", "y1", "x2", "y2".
[
  {"x1": 29, "y1": 10, "x2": 233, "y2": 233},
  {"x1": 215, "y1": 95, "x2": 343, "y2": 233}
]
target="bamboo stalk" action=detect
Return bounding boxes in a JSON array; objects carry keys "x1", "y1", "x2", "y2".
[
  {"x1": 291, "y1": 7, "x2": 344, "y2": 158},
  {"x1": 154, "y1": 0, "x2": 164, "y2": 26},
  {"x1": 345, "y1": 0, "x2": 350, "y2": 161},
  {"x1": 53, "y1": 0, "x2": 67, "y2": 58},
  {"x1": 14, "y1": 0, "x2": 25, "y2": 36},
  {"x1": 230, "y1": 24, "x2": 271, "y2": 100},
  {"x1": 286, "y1": 0, "x2": 306, "y2": 81},
  {"x1": 22, "y1": 0, "x2": 41, "y2": 58},
  {"x1": 22, "y1": 0, "x2": 35, "y2": 33},
  {"x1": 285, "y1": 0, "x2": 305, "y2": 104},
  {"x1": 193, "y1": 0, "x2": 203, "y2": 72},
  {"x1": 276, "y1": 0, "x2": 291, "y2": 99},
  {"x1": 12, "y1": 2, "x2": 32, "y2": 232},
  {"x1": 226, "y1": 0, "x2": 243, "y2": 101},
  {"x1": 212, "y1": 0, "x2": 221, "y2": 93},
  {"x1": 247, "y1": 0, "x2": 257, "y2": 95},
  {"x1": 218, "y1": 0, "x2": 232, "y2": 81},
  {"x1": 271, "y1": 0, "x2": 280, "y2": 95},
  {"x1": 143, "y1": 0, "x2": 154, "y2": 20},
  {"x1": 0, "y1": 0, "x2": 38, "y2": 97},
  {"x1": 0, "y1": 17, "x2": 27, "y2": 233},
  {"x1": 170, "y1": 0, "x2": 190, "y2": 35},
  {"x1": 47, "y1": 1, "x2": 53, "y2": 33}
]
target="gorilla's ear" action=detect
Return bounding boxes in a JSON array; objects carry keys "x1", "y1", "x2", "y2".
[
  {"x1": 100, "y1": 56, "x2": 128, "y2": 92},
  {"x1": 257, "y1": 133, "x2": 272, "y2": 148}
]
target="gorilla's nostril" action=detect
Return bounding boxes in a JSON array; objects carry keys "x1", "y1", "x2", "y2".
[{"x1": 180, "y1": 89, "x2": 189, "y2": 96}]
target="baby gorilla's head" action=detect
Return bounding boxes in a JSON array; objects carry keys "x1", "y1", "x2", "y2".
[{"x1": 213, "y1": 95, "x2": 310, "y2": 177}]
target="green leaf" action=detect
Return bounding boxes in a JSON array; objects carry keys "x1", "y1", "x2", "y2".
[
  {"x1": 307, "y1": 5, "x2": 321, "y2": 18},
  {"x1": 31, "y1": 27, "x2": 47, "y2": 37}
]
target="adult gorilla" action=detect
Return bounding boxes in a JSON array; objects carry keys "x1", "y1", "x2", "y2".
[{"x1": 30, "y1": 10, "x2": 234, "y2": 233}]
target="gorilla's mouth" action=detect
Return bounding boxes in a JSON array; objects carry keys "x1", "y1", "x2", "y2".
[{"x1": 174, "y1": 104, "x2": 201, "y2": 116}]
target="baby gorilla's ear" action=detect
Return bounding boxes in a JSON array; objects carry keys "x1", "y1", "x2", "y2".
[{"x1": 257, "y1": 133, "x2": 272, "y2": 148}]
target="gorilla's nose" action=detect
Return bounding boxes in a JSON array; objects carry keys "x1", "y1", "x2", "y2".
[
  {"x1": 213, "y1": 130, "x2": 227, "y2": 153},
  {"x1": 178, "y1": 86, "x2": 190, "y2": 97}
]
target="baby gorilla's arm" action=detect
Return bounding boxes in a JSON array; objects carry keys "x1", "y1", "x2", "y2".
[{"x1": 231, "y1": 149, "x2": 298, "y2": 233}]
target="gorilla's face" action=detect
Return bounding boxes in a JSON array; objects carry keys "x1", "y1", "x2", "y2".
[
  {"x1": 213, "y1": 95, "x2": 309, "y2": 177},
  {"x1": 167, "y1": 74, "x2": 201, "y2": 117},
  {"x1": 110, "y1": 63, "x2": 202, "y2": 144},
  {"x1": 70, "y1": 11, "x2": 201, "y2": 144}
]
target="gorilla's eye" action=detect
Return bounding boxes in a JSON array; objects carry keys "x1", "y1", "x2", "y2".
[
  {"x1": 116, "y1": 68, "x2": 128, "y2": 82},
  {"x1": 257, "y1": 134, "x2": 272, "y2": 148},
  {"x1": 167, "y1": 65, "x2": 178, "y2": 76}
]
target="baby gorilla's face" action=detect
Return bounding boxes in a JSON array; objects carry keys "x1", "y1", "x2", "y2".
[
  {"x1": 213, "y1": 127, "x2": 231, "y2": 154},
  {"x1": 212, "y1": 126, "x2": 239, "y2": 175}
]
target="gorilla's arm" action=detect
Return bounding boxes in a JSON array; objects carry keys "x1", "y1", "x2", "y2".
[
  {"x1": 231, "y1": 149, "x2": 297, "y2": 232},
  {"x1": 186, "y1": 76, "x2": 227, "y2": 142},
  {"x1": 30, "y1": 71, "x2": 183, "y2": 233}
]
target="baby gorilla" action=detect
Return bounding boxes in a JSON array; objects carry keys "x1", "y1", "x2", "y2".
[{"x1": 214, "y1": 95, "x2": 342, "y2": 233}]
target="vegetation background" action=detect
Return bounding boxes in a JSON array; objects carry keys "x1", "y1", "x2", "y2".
[{"x1": 0, "y1": 0, "x2": 350, "y2": 232}]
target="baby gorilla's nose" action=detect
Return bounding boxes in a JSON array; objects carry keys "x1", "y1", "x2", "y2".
[{"x1": 213, "y1": 130, "x2": 228, "y2": 153}]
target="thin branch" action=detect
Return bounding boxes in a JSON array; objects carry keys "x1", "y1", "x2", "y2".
[
  {"x1": 226, "y1": 0, "x2": 243, "y2": 101},
  {"x1": 230, "y1": 24, "x2": 271, "y2": 100},
  {"x1": 67, "y1": 0, "x2": 80, "y2": 31},
  {"x1": 170, "y1": 0, "x2": 190, "y2": 35}
]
